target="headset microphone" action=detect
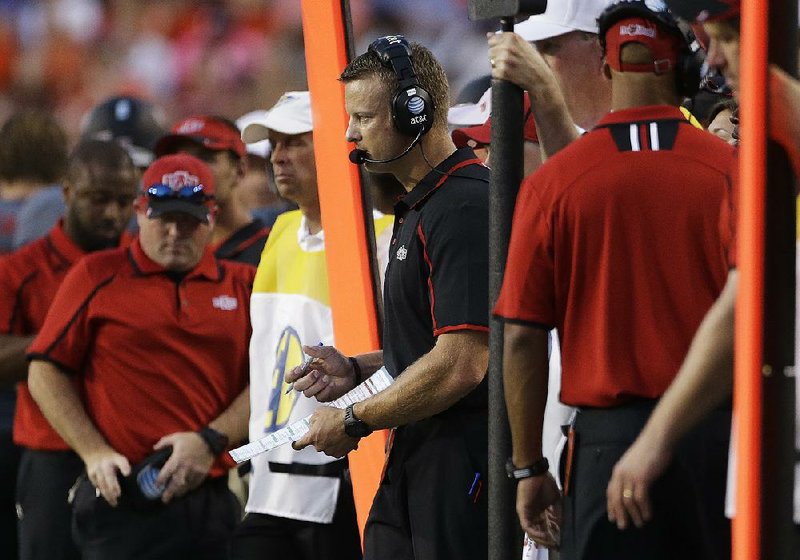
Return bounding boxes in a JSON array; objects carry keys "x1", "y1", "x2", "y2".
[{"x1": 348, "y1": 130, "x2": 423, "y2": 165}]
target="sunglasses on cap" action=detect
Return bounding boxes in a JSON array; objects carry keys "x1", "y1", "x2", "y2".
[{"x1": 146, "y1": 183, "x2": 211, "y2": 201}]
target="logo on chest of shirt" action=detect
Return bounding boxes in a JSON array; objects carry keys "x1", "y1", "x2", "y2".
[
  {"x1": 212, "y1": 295, "x2": 238, "y2": 311},
  {"x1": 396, "y1": 245, "x2": 408, "y2": 261}
]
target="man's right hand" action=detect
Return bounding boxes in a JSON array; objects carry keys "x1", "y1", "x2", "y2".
[
  {"x1": 84, "y1": 448, "x2": 131, "y2": 507},
  {"x1": 284, "y1": 344, "x2": 356, "y2": 402},
  {"x1": 487, "y1": 31, "x2": 551, "y2": 95},
  {"x1": 516, "y1": 472, "x2": 562, "y2": 548}
]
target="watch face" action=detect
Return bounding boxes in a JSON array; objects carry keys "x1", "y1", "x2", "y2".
[{"x1": 344, "y1": 421, "x2": 370, "y2": 438}]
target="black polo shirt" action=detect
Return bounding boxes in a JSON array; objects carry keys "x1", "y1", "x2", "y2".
[{"x1": 383, "y1": 148, "x2": 489, "y2": 407}]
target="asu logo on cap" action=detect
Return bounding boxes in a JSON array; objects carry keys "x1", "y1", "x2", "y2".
[
  {"x1": 142, "y1": 154, "x2": 217, "y2": 222},
  {"x1": 161, "y1": 170, "x2": 201, "y2": 191}
]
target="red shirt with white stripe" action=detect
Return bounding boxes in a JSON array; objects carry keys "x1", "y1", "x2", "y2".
[
  {"x1": 495, "y1": 105, "x2": 736, "y2": 407},
  {"x1": 28, "y1": 240, "x2": 253, "y2": 475}
]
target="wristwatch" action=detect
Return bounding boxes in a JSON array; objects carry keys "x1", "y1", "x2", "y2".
[
  {"x1": 344, "y1": 404, "x2": 373, "y2": 438},
  {"x1": 198, "y1": 426, "x2": 230, "y2": 457},
  {"x1": 505, "y1": 457, "x2": 549, "y2": 480}
]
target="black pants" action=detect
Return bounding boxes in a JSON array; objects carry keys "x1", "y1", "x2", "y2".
[
  {"x1": 230, "y1": 472, "x2": 362, "y2": 560},
  {"x1": 16, "y1": 448, "x2": 83, "y2": 560},
  {"x1": 560, "y1": 401, "x2": 731, "y2": 560},
  {"x1": 71, "y1": 474, "x2": 240, "y2": 560},
  {"x1": 363, "y1": 409, "x2": 488, "y2": 560},
  {"x1": 0, "y1": 430, "x2": 20, "y2": 560}
]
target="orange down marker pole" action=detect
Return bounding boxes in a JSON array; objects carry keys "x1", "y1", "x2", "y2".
[
  {"x1": 733, "y1": 1, "x2": 768, "y2": 559},
  {"x1": 300, "y1": 0, "x2": 387, "y2": 539}
]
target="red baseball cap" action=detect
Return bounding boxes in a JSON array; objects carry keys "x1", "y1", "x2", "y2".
[
  {"x1": 155, "y1": 115, "x2": 246, "y2": 159},
  {"x1": 604, "y1": 16, "x2": 685, "y2": 74},
  {"x1": 452, "y1": 92, "x2": 538, "y2": 148},
  {"x1": 665, "y1": 0, "x2": 739, "y2": 23},
  {"x1": 141, "y1": 154, "x2": 216, "y2": 223}
]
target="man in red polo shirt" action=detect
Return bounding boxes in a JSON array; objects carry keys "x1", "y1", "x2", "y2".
[
  {"x1": 27, "y1": 154, "x2": 253, "y2": 559},
  {"x1": 156, "y1": 116, "x2": 269, "y2": 266},
  {"x1": 0, "y1": 140, "x2": 138, "y2": 560},
  {"x1": 494, "y1": 2, "x2": 737, "y2": 559},
  {"x1": 608, "y1": 0, "x2": 800, "y2": 540}
]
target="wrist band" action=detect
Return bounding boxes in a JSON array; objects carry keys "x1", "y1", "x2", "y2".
[
  {"x1": 505, "y1": 457, "x2": 549, "y2": 480},
  {"x1": 348, "y1": 356, "x2": 363, "y2": 385}
]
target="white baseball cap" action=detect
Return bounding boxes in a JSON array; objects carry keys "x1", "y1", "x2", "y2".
[
  {"x1": 241, "y1": 91, "x2": 313, "y2": 145},
  {"x1": 236, "y1": 110, "x2": 271, "y2": 159},
  {"x1": 514, "y1": 0, "x2": 612, "y2": 42},
  {"x1": 447, "y1": 87, "x2": 492, "y2": 128}
]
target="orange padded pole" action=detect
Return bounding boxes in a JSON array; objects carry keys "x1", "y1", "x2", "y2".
[
  {"x1": 733, "y1": 2, "x2": 768, "y2": 558},
  {"x1": 300, "y1": 0, "x2": 387, "y2": 539}
]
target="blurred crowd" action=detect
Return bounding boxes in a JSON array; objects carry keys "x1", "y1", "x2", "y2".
[
  {"x1": 0, "y1": 0, "x2": 492, "y2": 144},
  {"x1": 0, "y1": 0, "x2": 798, "y2": 559}
]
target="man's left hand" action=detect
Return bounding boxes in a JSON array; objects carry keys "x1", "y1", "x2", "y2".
[
  {"x1": 292, "y1": 407, "x2": 360, "y2": 458},
  {"x1": 154, "y1": 432, "x2": 215, "y2": 503},
  {"x1": 606, "y1": 435, "x2": 672, "y2": 530}
]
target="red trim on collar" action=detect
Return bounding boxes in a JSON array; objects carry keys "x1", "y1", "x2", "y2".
[
  {"x1": 434, "y1": 324, "x2": 490, "y2": 337},
  {"x1": 416, "y1": 223, "x2": 438, "y2": 332},
  {"x1": 409, "y1": 157, "x2": 485, "y2": 210},
  {"x1": 129, "y1": 238, "x2": 221, "y2": 281}
]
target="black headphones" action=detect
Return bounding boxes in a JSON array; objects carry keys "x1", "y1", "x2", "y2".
[
  {"x1": 368, "y1": 35, "x2": 434, "y2": 138},
  {"x1": 597, "y1": 0, "x2": 705, "y2": 98}
]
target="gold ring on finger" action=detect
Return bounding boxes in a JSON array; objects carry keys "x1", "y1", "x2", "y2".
[{"x1": 622, "y1": 488, "x2": 634, "y2": 499}]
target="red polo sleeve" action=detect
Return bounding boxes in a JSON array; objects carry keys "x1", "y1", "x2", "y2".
[
  {"x1": 27, "y1": 258, "x2": 108, "y2": 374},
  {"x1": 493, "y1": 171, "x2": 556, "y2": 327},
  {"x1": 0, "y1": 255, "x2": 20, "y2": 334}
]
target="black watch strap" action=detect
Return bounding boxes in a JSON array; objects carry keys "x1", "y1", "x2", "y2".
[
  {"x1": 198, "y1": 426, "x2": 229, "y2": 457},
  {"x1": 348, "y1": 357, "x2": 363, "y2": 385},
  {"x1": 506, "y1": 457, "x2": 549, "y2": 480}
]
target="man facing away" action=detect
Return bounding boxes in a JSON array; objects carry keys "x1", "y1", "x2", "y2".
[
  {"x1": 495, "y1": 3, "x2": 737, "y2": 558},
  {"x1": 608, "y1": 0, "x2": 800, "y2": 540}
]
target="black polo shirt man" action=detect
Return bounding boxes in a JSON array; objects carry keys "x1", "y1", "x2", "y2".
[
  {"x1": 291, "y1": 38, "x2": 491, "y2": 560},
  {"x1": 372, "y1": 147, "x2": 490, "y2": 558},
  {"x1": 384, "y1": 147, "x2": 490, "y2": 385}
]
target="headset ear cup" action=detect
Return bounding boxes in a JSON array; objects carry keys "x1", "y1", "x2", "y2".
[
  {"x1": 676, "y1": 49, "x2": 704, "y2": 98},
  {"x1": 392, "y1": 87, "x2": 433, "y2": 137},
  {"x1": 369, "y1": 35, "x2": 435, "y2": 138}
]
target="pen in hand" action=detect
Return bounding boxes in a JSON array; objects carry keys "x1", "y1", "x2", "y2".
[{"x1": 285, "y1": 342, "x2": 323, "y2": 394}]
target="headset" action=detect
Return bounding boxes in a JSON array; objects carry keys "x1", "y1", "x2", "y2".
[
  {"x1": 368, "y1": 35, "x2": 434, "y2": 138},
  {"x1": 597, "y1": 0, "x2": 705, "y2": 98},
  {"x1": 350, "y1": 35, "x2": 435, "y2": 165}
]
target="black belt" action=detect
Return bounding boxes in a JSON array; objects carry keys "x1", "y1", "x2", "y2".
[
  {"x1": 574, "y1": 400, "x2": 657, "y2": 445},
  {"x1": 268, "y1": 458, "x2": 347, "y2": 477}
]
